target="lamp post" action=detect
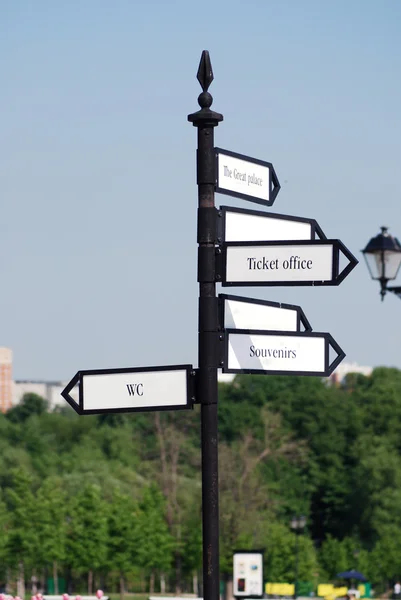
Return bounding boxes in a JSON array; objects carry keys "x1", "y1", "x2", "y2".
[
  {"x1": 361, "y1": 227, "x2": 401, "y2": 300},
  {"x1": 290, "y1": 515, "x2": 306, "y2": 600}
]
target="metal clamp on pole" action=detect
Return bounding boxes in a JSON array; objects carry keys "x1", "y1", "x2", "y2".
[
  {"x1": 199, "y1": 297, "x2": 219, "y2": 332},
  {"x1": 198, "y1": 246, "x2": 216, "y2": 282},
  {"x1": 197, "y1": 147, "x2": 216, "y2": 185},
  {"x1": 198, "y1": 332, "x2": 221, "y2": 400},
  {"x1": 197, "y1": 207, "x2": 218, "y2": 243}
]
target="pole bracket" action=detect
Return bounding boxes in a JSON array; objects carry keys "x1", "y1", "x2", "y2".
[
  {"x1": 216, "y1": 209, "x2": 223, "y2": 244},
  {"x1": 198, "y1": 331, "x2": 223, "y2": 370},
  {"x1": 194, "y1": 367, "x2": 218, "y2": 404},
  {"x1": 191, "y1": 369, "x2": 200, "y2": 404},
  {"x1": 215, "y1": 247, "x2": 223, "y2": 282},
  {"x1": 218, "y1": 332, "x2": 225, "y2": 369}
]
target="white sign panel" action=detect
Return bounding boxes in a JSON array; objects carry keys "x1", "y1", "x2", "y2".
[
  {"x1": 61, "y1": 365, "x2": 193, "y2": 414},
  {"x1": 223, "y1": 241, "x2": 335, "y2": 286},
  {"x1": 222, "y1": 296, "x2": 299, "y2": 332},
  {"x1": 216, "y1": 148, "x2": 279, "y2": 207},
  {"x1": 83, "y1": 369, "x2": 188, "y2": 411},
  {"x1": 224, "y1": 330, "x2": 343, "y2": 376},
  {"x1": 233, "y1": 552, "x2": 264, "y2": 598},
  {"x1": 223, "y1": 207, "x2": 314, "y2": 242}
]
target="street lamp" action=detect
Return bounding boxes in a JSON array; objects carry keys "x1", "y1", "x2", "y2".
[
  {"x1": 361, "y1": 226, "x2": 401, "y2": 301},
  {"x1": 290, "y1": 515, "x2": 306, "y2": 600}
]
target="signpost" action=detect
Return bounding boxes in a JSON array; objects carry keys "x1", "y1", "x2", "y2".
[
  {"x1": 219, "y1": 205, "x2": 326, "y2": 243},
  {"x1": 61, "y1": 50, "x2": 358, "y2": 600},
  {"x1": 215, "y1": 148, "x2": 280, "y2": 206},
  {"x1": 187, "y1": 50, "x2": 222, "y2": 600},
  {"x1": 219, "y1": 294, "x2": 312, "y2": 332},
  {"x1": 61, "y1": 364, "x2": 195, "y2": 415},
  {"x1": 221, "y1": 239, "x2": 358, "y2": 287},
  {"x1": 223, "y1": 330, "x2": 345, "y2": 376}
]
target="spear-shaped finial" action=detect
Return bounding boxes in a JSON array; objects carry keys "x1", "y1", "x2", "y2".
[
  {"x1": 188, "y1": 50, "x2": 223, "y2": 126},
  {"x1": 197, "y1": 50, "x2": 214, "y2": 92}
]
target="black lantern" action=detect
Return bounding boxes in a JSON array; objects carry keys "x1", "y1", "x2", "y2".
[
  {"x1": 290, "y1": 515, "x2": 306, "y2": 531},
  {"x1": 362, "y1": 227, "x2": 401, "y2": 300},
  {"x1": 290, "y1": 515, "x2": 306, "y2": 599}
]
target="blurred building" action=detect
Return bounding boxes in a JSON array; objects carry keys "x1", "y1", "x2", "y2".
[
  {"x1": 0, "y1": 348, "x2": 13, "y2": 413},
  {"x1": 13, "y1": 380, "x2": 66, "y2": 410},
  {"x1": 330, "y1": 362, "x2": 373, "y2": 385}
]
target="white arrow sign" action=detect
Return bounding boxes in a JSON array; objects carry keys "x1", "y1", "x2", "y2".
[
  {"x1": 221, "y1": 239, "x2": 358, "y2": 287},
  {"x1": 220, "y1": 205, "x2": 326, "y2": 242},
  {"x1": 61, "y1": 364, "x2": 194, "y2": 415},
  {"x1": 215, "y1": 148, "x2": 280, "y2": 206},
  {"x1": 219, "y1": 294, "x2": 312, "y2": 332},
  {"x1": 223, "y1": 330, "x2": 345, "y2": 376}
]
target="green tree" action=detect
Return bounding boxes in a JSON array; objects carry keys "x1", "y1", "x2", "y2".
[
  {"x1": 0, "y1": 490, "x2": 9, "y2": 583},
  {"x1": 264, "y1": 523, "x2": 295, "y2": 581},
  {"x1": 369, "y1": 533, "x2": 401, "y2": 590},
  {"x1": 219, "y1": 406, "x2": 305, "y2": 575},
  {"x1": 219, "y1": 374, "x2": 360, "y2": 541},
  {"x1": 351, "y1": 435, "x2": 401, "y2": 543},
  {"x1": 181, "y1": 507, "x2": 202, "y2": 594},
  {"x1": 5, "y1": 469, "x2": 37, "y2": 597},
  {"x1": 319, "y1": 535, "x2": 351, "y2": 580},
  {"x1": 67, "y1": 484, "x2": 108, "y2": 593},
  {"x1": 135, "y1": 484, "x2": 174, "y2": 593},
  {"x1": 35, "y1": 477, "x2": 67, "y2": 594},
  {"x1": 7, "y1": 393, "x2": 49, "y2": 423},
  {"x1": 3, "y1": 366, "x2": 401, "y2": 591},
  {"x1": 107, "y1": 490, "x2": 138, "y2": 599}
]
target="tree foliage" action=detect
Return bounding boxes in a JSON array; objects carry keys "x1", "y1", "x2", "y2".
[{"x1": 0, "y1": 367, "x2": 401, "y2": 593}]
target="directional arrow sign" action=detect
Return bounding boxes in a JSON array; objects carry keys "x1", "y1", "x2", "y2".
[
  {"x1": 61, "y1": 364, "x2": 194, "y2": 415},
  {"x1": 215, "y1": 147, "x2": 280, "y2": 206},
  {"x1": 219, "y1": 294, "x2": 312, "y2": 332},
  {"x1": 220, "y1": 239, "x2": 358, "y2": 287},
  {"x1": 219, "y1": 205, "x2": 326, "y2": 242},
  {"x1": 222, "y1": 330, "x2": 345, "y2": 376}
]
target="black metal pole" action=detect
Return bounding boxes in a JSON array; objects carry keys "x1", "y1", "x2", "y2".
[
  {"x1": 188, "y1": 51, "x2": 223, "y2": 600},
  {"x1": 294, "y1": 532, "x2": 299, "y2": 600}
]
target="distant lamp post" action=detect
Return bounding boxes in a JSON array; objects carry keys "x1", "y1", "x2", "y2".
[
  {"x1": 362, "y1": 227, "x2": 401, "y2": 301},
  {"x1": 290, "y1": 515, "x2": 306, "y2": 600}
]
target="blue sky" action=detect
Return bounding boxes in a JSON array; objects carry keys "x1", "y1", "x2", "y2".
[{"x1": 2, "y1": 0, "x2": 401, "y2": 380}]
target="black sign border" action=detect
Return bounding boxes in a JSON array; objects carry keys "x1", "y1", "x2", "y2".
[
  {"x1": 223, "y1": 329, "x2": 345, "y2": 377},
  {"x1": 218, "y1": 293, "x2": 312, "y2": 333},
  {"x1": 61, "y1": 364, "x2": 195, "y2": 415},
  {"x1": 220, "y1": 239, "x2": 358, "y2": 287},
  {"x1": 219, "y1": 205, "x2": 327, "y2": 242},
  {"x1": 215, "y1": 147, "x2": 280, "y2": 207}
]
